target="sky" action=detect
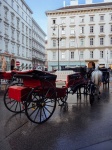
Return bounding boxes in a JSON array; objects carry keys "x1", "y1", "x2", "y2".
[{"x1": 25, "y1": 0, "x2": 104, "y2": 34}]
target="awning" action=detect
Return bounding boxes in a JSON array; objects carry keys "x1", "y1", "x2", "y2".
[{"x1": 85, "y1": 60, "x2": 98, "y2": 62}]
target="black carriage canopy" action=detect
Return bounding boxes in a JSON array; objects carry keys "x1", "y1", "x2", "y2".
[{"x1": 14, "y1": 70, "x2": 57, "y2": 81}]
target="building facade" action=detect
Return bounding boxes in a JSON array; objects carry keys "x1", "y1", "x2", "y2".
[
  {"x1": 32, "y1": 19, "x2": 46, "y2": 70},
  {"x1": 0, "y1": 0, "x2": 46, "y2": 71},
  {"x1": 46, "y1": 1, "x2": 112, "y2": 71}
]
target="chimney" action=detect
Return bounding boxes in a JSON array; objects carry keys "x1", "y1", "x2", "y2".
[
  {"x1": 63, "y1": 1, "x2": 65, "y2": 7},
  {"x1": 70, "y1": 0, "x2": 78, "y2": 5},
  {"x1": 86, "y1": 0, "x2": 92, "y2": 4},
  {"x1": 104, "y1": 0, "x2": 112, "y2": 2}
]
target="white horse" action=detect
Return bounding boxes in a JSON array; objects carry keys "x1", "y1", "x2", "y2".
[{"x1": 91, "y1": 65, "x2": 102, "y2": 97}]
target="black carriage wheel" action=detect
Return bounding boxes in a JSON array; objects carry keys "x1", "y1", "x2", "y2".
[
  {"x1": 57, "y1": 90, "x2": 68, "y2": 106},
  {"x1": 4, "y1": 82, "x2": 25, "y2": 113},
  {"x1": 25, "y1": 82, "x2": 57, "y2": 124}
]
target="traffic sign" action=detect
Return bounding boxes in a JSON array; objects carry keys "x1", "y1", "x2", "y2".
[{"x1": 16, "y1": 61, "x2": 20, "y2": 66}]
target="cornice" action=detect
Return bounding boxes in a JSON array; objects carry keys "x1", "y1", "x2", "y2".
[{"x1": 46, "y1": 7, "x2": 112, "y2": 17}]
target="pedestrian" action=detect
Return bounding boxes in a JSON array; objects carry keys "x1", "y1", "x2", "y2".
[{"x1": 1, "y1": 56, "x2": 7, "y2": 72}]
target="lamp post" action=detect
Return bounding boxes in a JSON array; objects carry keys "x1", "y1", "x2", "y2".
[
  {"x1": 74, "y1": 31, "x2": 81, "y2": 66},
  {"x1": 53, "y1": 24, "x2": 63, "y2": 70},
  {"x1": 107, "y1": 51, "x2": 108, "y2": 68},
  {"x1": 57, "y1": 25, "x2": 60, "y2": 70}
]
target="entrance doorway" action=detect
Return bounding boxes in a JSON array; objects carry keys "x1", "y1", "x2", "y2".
[
  {"x1": 11, "y1": 59, "x2": 15, "y2": 70},
  {"x1": 88, "y1": 61, "x2": 95, "y2": 69}
]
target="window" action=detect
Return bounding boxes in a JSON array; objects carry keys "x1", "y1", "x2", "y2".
[
  {"x1": 90, "y1": 38, "x2": 94, "y2": 45},
  {"x1": 61, "y1": 39, "x2": 65, "y2": 47},
  {"x1": 52, "y1": 28, "x2": 56, "y2": 35},
  {"x1": 71, "y1": 52, "x2": 74, "y2": 59},
  {"x1": 11, "y1": 0, "x2": 14, "y2": 8},
  {"x1": 17, "y1": 17, "x2": 20, "y2": 29},
  {"x1": 26, "y1": 26, "x2": 28, "y2": 34},
  {"x1": 110, "y1": 50, "x2": 112, "y2": 58},
  {"x1": 17, "y1": 31, "x2": 19, "y2": 41},
  {"x1": 70, "y1": 27, "x2": 75, "y2": 35},
  {"x1": 61, "y1": 18, "x2": 65, "y2": 24},
  {"x1": 70, "y1": 39, "x2": 75, "y2": 47},
  {"x1": 0, "y1": 37, "x2": 2, "y2": 47},
  {"x1": 5, "y1": 25, "x2": 8, "y2": 35},
  {"x1": 80, "y1": 17, "x2": 84, "y2": 23},
  {"x1": 70, "y1": 17, "x2": 75, "y2": 23},
  {"x1": 29, "y1": 39, "x2": 31, "y2": 47},
  {"x1": 11, "y1": 28, "x2": 14, "y2": 39},
  {"x1": 100, "y1": 37, "x2": 104, "y2": 45},
  {"x1": 100, "y1": 25, "x2": 104, "y2": 33},
  {"x1": 80, "y1": 26, "x2": 84, "y2": 34},
  {"x1": 100, "y1": 51, "x2": 104, "y2": 58},
  {"x1": 0, "y1": 21, "x2": 1, "y2": 34},
  {"x1": 80, "y1": 38, "x2": 84, "y2": 46},
  {"x1": 29, "y1": 29, "x2": 31, "y2": 36},
  {"x1": 80, "y1": 51, "x2": 83, "y2": 59},
  {"x1": 5, "y1": 40, "x2": 8, "y2": 52},
  {"x1": 11, "y1": 13, "x2": 14, "y2": 25},
  {"x1": 22, "y1": 22, "x2": 24, "y2": 32},
  {"x1": 53, "y1": 39, "x2": 56, "y2": 47},
  {"x1": 29, "y1": 19, "x2": 31, "y2": 25},
  {"x1": 22, "y1": 46, "x2": 24, "y2": 56},
  {"x1": 90, "y1": 26, "x2": 94, "y2": 33},
  {"x1": 61, "y1": 52, "x2": 65, "y2": 59},
  {"x1": 90, "y1": 51, "x2": 93, "y2": 58},
  {"x1": 22, "y1": 12, "x2": 24, "y2": 18},
  {"x1": 17, "y1": 5, "x2": 19, "y2": 13},
  {"x1": 110, "y1": 37, "x2": 112, "y2": 45},
  {"x1": 26, "y1": 16, "x2": 27, "y2": 22},
  {"x1": 110, "y1": 14, "x2": 112, "y2": 20},
  {"x1": 4, "y1": 7, "x2": 8, "y2": 19},
  {"x1": 53, "y1": 19, "x2": 56, "y2": 24},
  {"x1": 100, "y1": 15, "x2": 104, "y2": 21},
  {"x1": 22, "y1": 34, "x2": 24, "y2": 44},
  {"x1": 52, "y1": 51, "x2": 56, "y2": 59},
  {"x1": 17, "y1": 45, "x2": 20, "y2": 56},
  {"x1": 26, "y1": 37, "x2": 28, "y2": 46},
  {"x1": 26, "y1": 48, "x2": 28, "y2": 57},
  {"x1": 90, "y1": 16, "x2": 94, "y2": 22},
  {"x1": 11, "y1": 43, "x2": 14, "y2": 53},
  {"x1": 110, "y1": 25, "x2": 112, "y2": 32},
  {"x1": 61, "y1": 27, "x2": 65, "y2": 35}
]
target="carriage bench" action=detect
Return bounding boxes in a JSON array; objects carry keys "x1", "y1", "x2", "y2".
[{"x1": 53, "y1": 70, "x2": 74, "y2": 87}]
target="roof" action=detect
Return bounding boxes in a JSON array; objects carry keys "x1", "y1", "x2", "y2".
[{"x1": 57, "y1": 2, "x2": 112, "y2": 10}]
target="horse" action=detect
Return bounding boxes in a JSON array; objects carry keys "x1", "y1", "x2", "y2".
[{"x1": 91, "y1": 65, "x2": 102, "y2": 98}]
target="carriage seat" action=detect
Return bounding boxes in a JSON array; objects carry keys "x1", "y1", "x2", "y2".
[{"x1": 53, "y1": 70, "x2": 74, "y2": 87}]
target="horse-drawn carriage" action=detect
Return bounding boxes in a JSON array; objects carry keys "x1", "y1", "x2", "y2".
[{"x1": 2, "y1": 66, "x2": 110, "y2": 124}]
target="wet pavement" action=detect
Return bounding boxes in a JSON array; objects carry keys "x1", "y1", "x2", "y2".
[{"x1": 0, "y1": 83, "x2": 112, "y2": 150}]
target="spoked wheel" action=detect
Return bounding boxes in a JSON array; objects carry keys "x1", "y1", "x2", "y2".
[
  {"x1": 25, "y1": 84, "x2": 57, "y2": 124},
  {"x1": 57, "y1": 88, "x2": 68, "y2": 106},
  {"x1": 4, "y1": 82, "x2": 25, "y2": 113}
]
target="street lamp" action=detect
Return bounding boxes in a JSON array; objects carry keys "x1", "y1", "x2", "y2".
[
  {"x1": 107, "y1": 51, "x2": 108, "y2": 68},
  {"x1": 53, "y1": 24, "x2": 63, "y2": 70},
  {"x1": 74, "y1": 31, "x2": 81, "y2": 66}
]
